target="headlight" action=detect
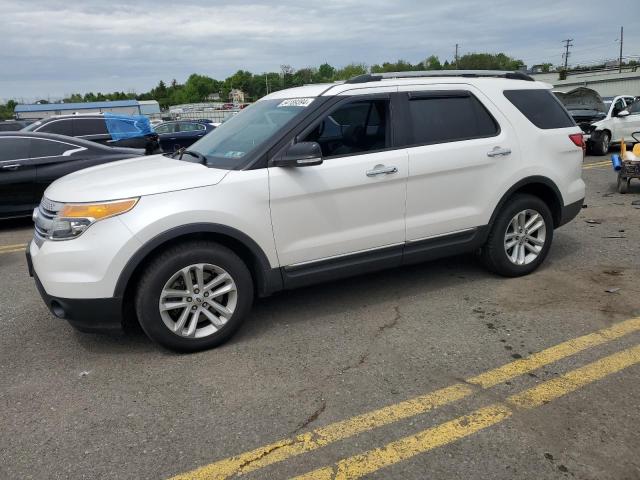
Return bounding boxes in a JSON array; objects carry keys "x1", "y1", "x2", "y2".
[{"x1": 50, "y1": 198, "x2": 138, "y2": 240}]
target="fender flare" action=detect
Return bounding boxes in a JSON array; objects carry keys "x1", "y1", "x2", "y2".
[
  {"x1": 488, "y1": 176, "x2": 564, "y2": 228},
  {"x1": 114, "y1": 223, "x2": 282, "y2": 298}
]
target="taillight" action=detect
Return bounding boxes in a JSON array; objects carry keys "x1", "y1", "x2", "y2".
[{"x1": 569, "y1": 133, "x2": 586, "y2": 156}]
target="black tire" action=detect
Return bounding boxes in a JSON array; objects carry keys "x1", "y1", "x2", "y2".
[
  {"x1": 617, "y1": 174, "x2": 629, "y2": 194},
  {"x1": 480, "y1": 194, "x2": 554, "y2": 277},
  {"x1": 591, "y1": 131, "x2": 610, "y2": 156},
  {"x1": 135, "y1": 241, "x2": 254, "y2": 352}
]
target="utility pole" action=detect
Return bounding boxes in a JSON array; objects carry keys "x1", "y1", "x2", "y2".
[
  {"x1": 562, "y1": 38, "x2": 573, "y2": 71},
  {"x1": 454, "y1": 43, "x2": 459, "y2": 68},
  {"x1": 618, "y1": 26, "x2": 624, "y2": 73}
]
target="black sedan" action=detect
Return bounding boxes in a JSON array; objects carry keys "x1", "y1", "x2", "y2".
[
  {"x1": 155, "y1": 120, "x2": 216, "y2": 152},
  {"x1": 0, "y1": 132, "x2": 143, "y2": 219}
]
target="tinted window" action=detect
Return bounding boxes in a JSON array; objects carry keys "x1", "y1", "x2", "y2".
[
  {"x1": 179, "y1": 122, "x2": 205, "y2": 132},
  {"x1": 39, "y1": 119, "x2": 73, "y2": 136},
  {"x1": 301, "y1": 100, "x2": 388, "y2": 158},
  {"x1": 407, "y1": 93, "x2": 498, "y2": 145},
  {"x1": 0, "y1": 122, "x2": 23, "y2": 132},
  {"x1": 155, "y1": 123, "x2": 177, "y2": 134},
  {"x1": 74, "y1": 118, "x2": 108, "y2": 136},
  {"x1": 0, "y1": 138, "x2": 30, "y2": 161},
  {"x1": 504, "y1": 89, "x2": 574, "y2": 129},
  {"x1": 30, "y1": 139, "x2": 81, "y2": 158}
]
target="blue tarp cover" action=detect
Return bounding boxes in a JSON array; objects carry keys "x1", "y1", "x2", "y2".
[{"x1": 104, "y1": 113, "x2": 153, "y2": 140}]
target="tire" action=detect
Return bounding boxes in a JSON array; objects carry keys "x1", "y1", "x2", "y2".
[
  {"x1": 135, "y1": 241, "x2": 254, "y2": 352},
  {"x1": 617, "y1": 174, "x2": 629, "y2": 194},
  {"x1": 480, "y1": 194, "x2": 554, "y2": 277},
  {"x1": 591, "y1": 131, "x2": 610, "y2": 156}
]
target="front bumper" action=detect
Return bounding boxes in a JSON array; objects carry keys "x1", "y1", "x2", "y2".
[{"x1": 28, "y1": 247, "x2": 124, "y2": 333}]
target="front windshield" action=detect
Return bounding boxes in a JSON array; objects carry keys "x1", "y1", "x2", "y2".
[{"x1": 189, "y1": 98, "x2": 315, "y2": 169}]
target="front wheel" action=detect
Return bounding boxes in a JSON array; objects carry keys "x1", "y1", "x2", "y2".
[
  {"x1": 480, "y1": 194, "x2": 554, "y2": 277},
  {"x1": 135, "y1": 241, "x2": 254, "y2": 352}
]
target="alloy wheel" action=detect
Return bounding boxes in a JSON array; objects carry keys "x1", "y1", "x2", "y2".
[
  {"x1": 503, "y1": 209, "x2": 547, "y2": 265},
  {"x1": 159, "y1": 263, "x2": 237, "y2": 338}
]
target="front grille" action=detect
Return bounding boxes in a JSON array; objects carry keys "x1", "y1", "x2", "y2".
[{"x1": 34, "y1": 197, "x2": 63, "y2": 245}]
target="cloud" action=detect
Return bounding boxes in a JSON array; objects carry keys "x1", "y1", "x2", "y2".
[{"x1": 1, "y1": 0, "x2": 638, "y2": 100}]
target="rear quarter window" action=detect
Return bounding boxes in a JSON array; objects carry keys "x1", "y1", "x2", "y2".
[{"x1": 504, "y1": 89, "x2": 575, "y2": 129}]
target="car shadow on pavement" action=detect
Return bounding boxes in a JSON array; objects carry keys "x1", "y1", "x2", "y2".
[{"x1": 0, "y1": 217, "x2": 32, "y2": 231}]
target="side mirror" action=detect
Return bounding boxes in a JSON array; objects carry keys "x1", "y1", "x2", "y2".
[
  {"x1": 617, "y1": 109, "x2": 630, "y2": 118},
  {"x1": 273, "y1": 142, "x2": 323, "y2": 167}
]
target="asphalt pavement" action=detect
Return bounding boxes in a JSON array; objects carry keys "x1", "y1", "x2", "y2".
[{"x1": 1, "y1": 156, "x2": 639, "y2": 480}]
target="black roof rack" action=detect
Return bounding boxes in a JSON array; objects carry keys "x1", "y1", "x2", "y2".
[{"x1": 345, "y1": 70, "x2": 534, "y2": 84}]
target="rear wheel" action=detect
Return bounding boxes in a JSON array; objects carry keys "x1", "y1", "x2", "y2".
[
  {"x1": 135, "y1": 241, "x2": 254, "y2": 352},
  {"x1": 617, "y1": 174, "x2": 629, "y2": 194},
  {"x1": 481, "y1": 194, "x2": 553, "y2": 277}
]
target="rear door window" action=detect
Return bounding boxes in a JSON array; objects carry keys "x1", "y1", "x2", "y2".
[
  {"x1": 504, "y1": 89, "x2": 574, "y2": 129},
  {"x1": 406, "y1": 93, "x2": 498, "y2": 145},
  {"x1": 74, "y1": 118, "x2": 108, "y2": 136},
  {"x1": 179, "y1": 122, "x2": 205, "y2": 132},
  {"x1": 0, "y1": 137, "x2": 31, "y2": 161},
  {"x1": 30, "y1": 139, "x2": 82, "y2": 158},
  {"x1": 39, "y1": 119, "x2": 73, "y2": 136}
]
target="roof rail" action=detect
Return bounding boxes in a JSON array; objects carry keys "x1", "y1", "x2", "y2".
[{"x1": 345, "y1": 70, "x2": 534, "y2": 84}]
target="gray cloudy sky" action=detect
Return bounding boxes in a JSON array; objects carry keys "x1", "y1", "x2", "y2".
[{"x1": 1, "y1": 0, "x2": 638, "y2": 101}]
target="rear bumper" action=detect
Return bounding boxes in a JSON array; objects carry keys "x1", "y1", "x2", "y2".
[
  {"x1": 558, "y1": 198, "x2": 584, "y2": 227},
  {"x1": 28, "y1": 248, "x2": 124, "y2": 333}
]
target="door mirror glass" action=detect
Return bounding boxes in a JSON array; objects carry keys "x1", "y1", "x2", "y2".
[
  {"x1": 273, "y1": 141, "x2": 323, "y2": 167},
  {"x1": 617, "y1": 109, "x2": 630, "y2": 118}
]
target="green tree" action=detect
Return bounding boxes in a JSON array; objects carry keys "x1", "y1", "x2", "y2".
[{"x1": 334, "y1": 63, "x2": 368, "y2": 80}]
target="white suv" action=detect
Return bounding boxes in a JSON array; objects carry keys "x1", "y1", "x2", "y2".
[{"x1": 28, "y1": 71, "x2": 586, "y2": 352}]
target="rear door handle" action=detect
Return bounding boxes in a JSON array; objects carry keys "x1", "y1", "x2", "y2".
[
  {"x1": 487, "y1": 147, "x2": 512, "y2": 157},
  {"x1": 366, "y1": 165, "x2": 398, "y2": 177},
  {"x1": 1, "y1": 164, "x2": 20, "y2": 171}
]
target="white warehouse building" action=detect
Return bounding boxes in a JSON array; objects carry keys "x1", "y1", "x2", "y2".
[
  {"x1": 14, "y1": 99, "x2": 161, "y2": 121},
  {"x1": 531, "y1": 69, "x2": 640, "y2": 97}
]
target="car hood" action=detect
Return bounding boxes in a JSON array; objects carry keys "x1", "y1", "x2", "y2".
[
  {"x1": 45, "y1": 154, "x2": 230, "y2": 203},
  {"x1": 556, "y1": 87, "x2": 606, "y2": 114}
]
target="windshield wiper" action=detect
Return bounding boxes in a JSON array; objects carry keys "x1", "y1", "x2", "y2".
[{"x1": 172, "y1": 147, "x2": 208, "y2": 163}]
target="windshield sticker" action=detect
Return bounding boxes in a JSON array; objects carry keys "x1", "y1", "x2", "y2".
[
  {"x1": 223, "y1": 151, "x2": 245, "y2": 158},
  {"x1": 277, "y1": 98, "x2": 314, "y2": 108}
]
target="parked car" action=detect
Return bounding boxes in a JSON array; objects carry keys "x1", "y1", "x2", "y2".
[
  {"x1": 155, "y1": 120, "x2": 216, "y2": 152},
  {"x1": 555, "y1": 88, "x2": 639, "y2": 155},
  {"x1": 0, "y1": 131, "x2": 143, "y2": 219},
  {"x1": 0, "y1": 120, "x2": 32, "y2": 132},
  {"x1": 29, "y1": 70, "x2": 585, "y2": 352},
  {"x1": 22, "y1": 113, "x2": 160, "y2": 154}
]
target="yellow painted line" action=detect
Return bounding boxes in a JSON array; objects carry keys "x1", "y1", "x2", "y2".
[
  {"x1": 0, "y1": 248, "x2": 27, "y2": 255},
  {"x1": 583, "y1": 161, "x2": 612, "y2": 170},
  {"x1": 168, "y1": 317, "x2": 640, "y2": 480},
  {"x1": 0, "y1": 243, "x2": 27, "y2": 252},
  {"x1": 292, "y1": 344, "x2": 640, "y2": 480}
]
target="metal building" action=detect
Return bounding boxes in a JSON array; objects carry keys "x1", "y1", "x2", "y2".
[
  {"x1": 14, "y1": 100, "x2": 161, "y2": 121},
  {"x1": 531, "y1": 70, "x2": 640, "y2": 97}
]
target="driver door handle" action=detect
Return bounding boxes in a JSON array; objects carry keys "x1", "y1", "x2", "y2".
[
  {"x1": 366, "y1": 164, "x2": 398, "y2": 177},
  {"x1": 487, "y1": 147, "x2": 511, "y2": 157}
]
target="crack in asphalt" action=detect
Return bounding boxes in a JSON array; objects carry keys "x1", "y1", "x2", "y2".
[{"x1": 293, "y1": 398, "x2": 327, "y2": 434}]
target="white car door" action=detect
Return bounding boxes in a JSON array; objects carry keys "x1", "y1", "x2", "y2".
[
  {"x1": 609, "y1": 98, "x2": 629, "y2": 142},
  {"x1": 269, "y1": 93, "x2": 408, "y2": 269},
  {"x1": 623, "y1": 99, "x2": 640, "y2": 143},
  {"x1": 399, "y1": 84, "x2": 520, "y2": 242}
]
